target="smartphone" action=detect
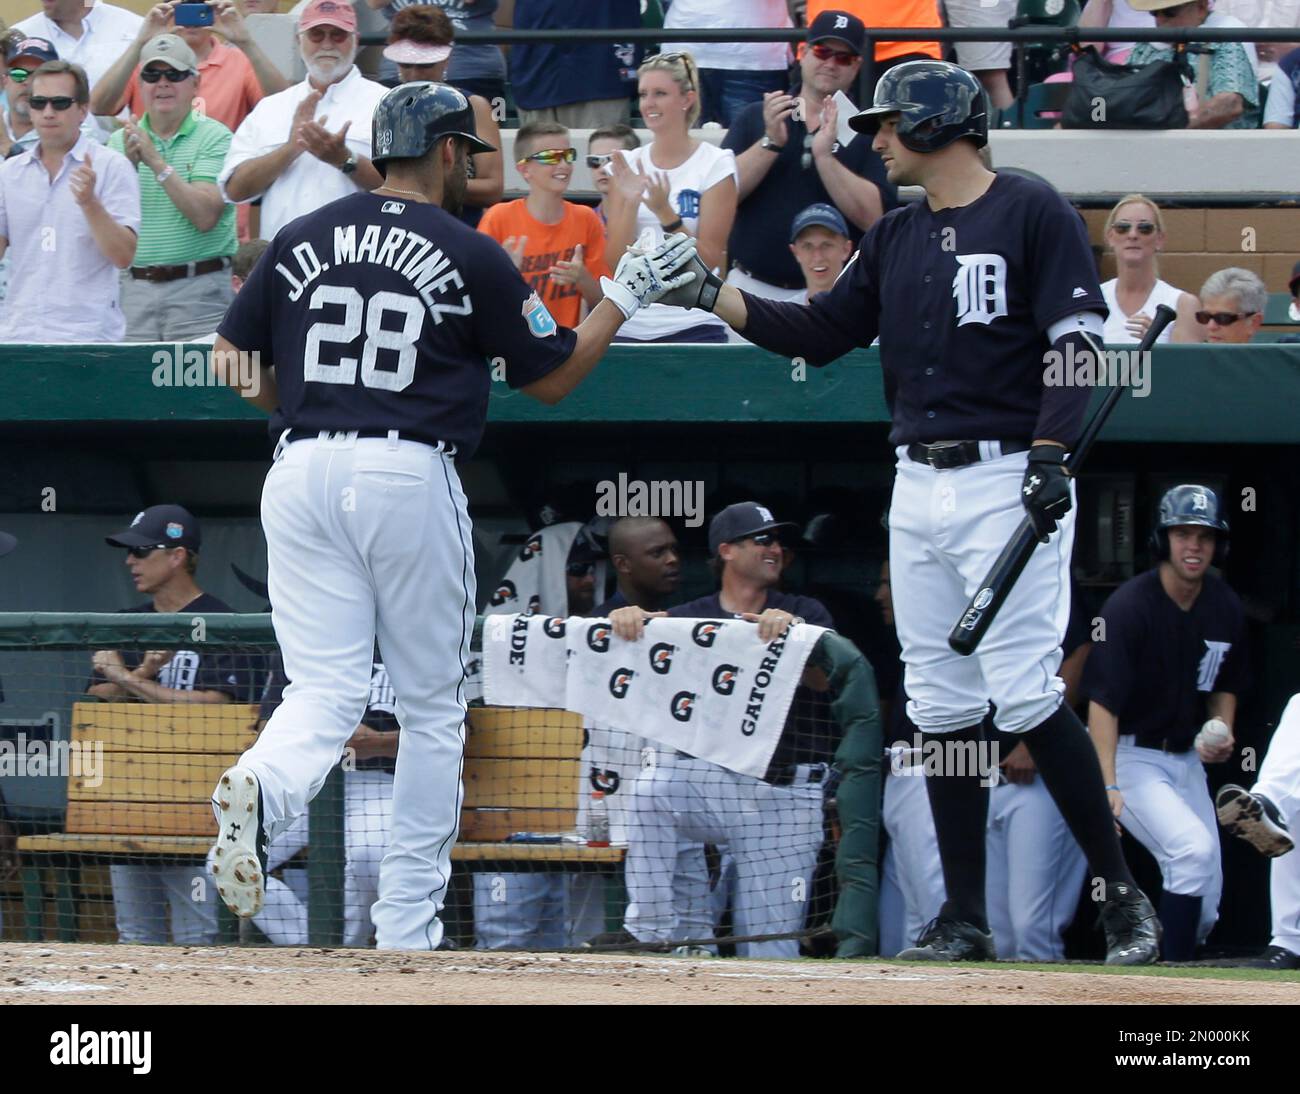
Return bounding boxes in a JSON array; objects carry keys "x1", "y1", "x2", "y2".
[{"x1": 174, "y1": 3, "x2": 214, "y2": 27}]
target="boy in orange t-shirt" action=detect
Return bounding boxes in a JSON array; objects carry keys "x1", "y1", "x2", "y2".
[{"x1": 478, "y1": 122, "x2": 609, "y2": 329}]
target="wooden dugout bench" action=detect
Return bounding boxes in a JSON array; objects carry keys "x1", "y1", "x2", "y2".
[{"x1": 17, "y1": 703, "x2": 624, "y2": 944}]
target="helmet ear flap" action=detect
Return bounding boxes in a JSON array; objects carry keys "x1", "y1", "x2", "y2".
[{"x1": 1149, "y1": 527, "x2": 1169, "y2": 561}]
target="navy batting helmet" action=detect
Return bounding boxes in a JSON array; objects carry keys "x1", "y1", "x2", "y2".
[
  {"x1": 1150, "y1": 484, "x2": 1230, "y2": 562},
  {"x1": 849, "y1": 60, "x2": 988, "y2": 152},
  {"x1": 371, "y1": 81, "x2": 495, "y2": 175}
]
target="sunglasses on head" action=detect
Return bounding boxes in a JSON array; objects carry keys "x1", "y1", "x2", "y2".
[
  {"x1": 586, "y1": 153, "x2": 613, "y2": 169},
  {"x1": 1195, "y1": 310, "x2": 1256, "y2": 326},
  {"x1": 1112, "y1": 220, "x2": 1156, "y2": 236},
  {"x1": 141, "y1": 66, "x2": 193, "y2": 84},
  {"x1": 28, "y1": 95, "x2": 77, "y2": 111},
  {"x1": 811, "y1": 42, "x2": 858, "y2": 66},
  {"x1": 645, "y1": 51, "x2": 695, "y2": 91},
  {"x1": 518, "y1": 147, "x2": 576, "y2": 166},
  {"x1": 125, "y1": 544, "x2": 172, "y2": 559}
]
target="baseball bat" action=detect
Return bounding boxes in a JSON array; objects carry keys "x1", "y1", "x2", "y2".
[{"x1": 946, "y1": 303, "x2": 1177, "y2": 656}]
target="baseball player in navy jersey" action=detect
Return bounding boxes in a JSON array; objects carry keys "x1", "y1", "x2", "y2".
[
  {"x1": 207, "y1": 81, "x2": 701, "y2": 950},
  {"x1": 653, "y1": 61, "x2": 1160, "y2": 963},
  {"x1": 1085, "y1": 485, "x2": 1248, "y2": 961}
]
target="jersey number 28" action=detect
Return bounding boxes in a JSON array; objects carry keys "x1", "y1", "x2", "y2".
[{"x1": 303, "y1": 285, "x2": 423, "y2": 391}]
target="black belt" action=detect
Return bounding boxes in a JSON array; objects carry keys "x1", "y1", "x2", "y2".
[
  {"x1": 286, "y1": 428, "x2": 452, "y2": 452},
  {"x1": 130, "y1": 256, "x2": 230, "y2": 282},
  {"x1": 906, "y1": 439, "x2": 1031, "y2": 470},
  {"x1": 1131, "y1": 738, "x2": 1193, "y2": 755}
]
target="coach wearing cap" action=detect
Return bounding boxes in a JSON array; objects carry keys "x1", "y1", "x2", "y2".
[
  {"x1": 2, "y1": 37, "x2": 110, "y2": 159},
  {"x1": 106, "y1": 34, "x2": 238, "y2": 341},
  {"x1": 788, "y1": 202, "x2": 853, "y2": 304},
  {"x1": 721, "y1": 11, "x2": 894, "y2": 302},
  {"x1": 219, "y1": 0, "x2": 387, "y2": 241},
  {"x1": 88, "y1": 503, "x2": 243, "y2": 945}
]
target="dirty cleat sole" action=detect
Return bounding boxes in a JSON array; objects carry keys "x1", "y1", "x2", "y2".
[
  {"x1": 210, "y1": 767, "x2": 267, "y2": 918},
  {"x1": 1216, "y1": 785, "x2": 1294, "y2": 858}
]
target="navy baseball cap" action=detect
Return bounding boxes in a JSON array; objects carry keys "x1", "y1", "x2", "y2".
[
  {"x1": 708, "y1": 502, "x2": 798, "y2": 556},
  {"x1": 5, "y1": 36, "x2": 58, "y2": 66},
  {"x1": 106, "y1": 504, "x2": 202, "y2": 552},
  {"x1": 790, "y1": 202, "x2": 849, "y2": 243},
  {"x1": 0, "y1": 530, "x2": 16, "y2": 558},
  {"x1": 807, "y1": 11, "x2": 865, "y2": 55}
]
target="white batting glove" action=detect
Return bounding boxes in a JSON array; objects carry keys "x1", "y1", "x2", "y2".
[{"x1": 601, "y1": 232, "x2": 699, "y2": 320}]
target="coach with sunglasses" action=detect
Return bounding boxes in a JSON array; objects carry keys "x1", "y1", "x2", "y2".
[
  {"x1": 722, "y1": 10, "x2": 894, "y2": 302},
  {"x1": 1198, "y1": 267, "x2": 1267, "y2": 344},
  {"x1": 105, "y1": 34, "x2": 237, "y2": 342},
  {"x1": 88, "y1": 503, "x2": 243, "y2": 945},
  {"x1": 0, "y1": 59, "x2": 139, "y2": 344}
]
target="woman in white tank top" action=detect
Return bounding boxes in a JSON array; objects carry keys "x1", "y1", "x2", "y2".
[{"x1": 1099, "y1": 194, "x2": 1203, "y2": 344}]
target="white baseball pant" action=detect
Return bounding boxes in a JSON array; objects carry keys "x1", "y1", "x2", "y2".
[
  {"x1": 1116, "y1": 738, "x2": 1221, "y2": 943},
  {"x1": 109, "y1": 863, "x2": 217, "y2": 944},
  {"x1": 249, "y1": 769, "x2": 394, "y2": 947},
  {"x1": 985, "y1": 776, "x2": 1088, "y2": 960},
  {"x1": 878, "y1": 757, "x2": 945, "y2": 956},
  {"x1": 623, "y1": 752, "x2": 825, "y2": 958},
  {"x1": 889, "y1": 446, "x2": 1073, "y2": 735},
  {"x1": 235, "y1": 433, "x2": 475, "y2": 950},
  {"x1": 1254, "y1": 694, "x2": 1300, "y2": 955}
]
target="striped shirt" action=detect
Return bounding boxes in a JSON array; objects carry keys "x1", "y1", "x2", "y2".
[{"x1": 108, "y1": 110, "x2": 236, "y2": 267}]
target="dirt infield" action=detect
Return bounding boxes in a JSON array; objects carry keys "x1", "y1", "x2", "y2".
[{"x1": 2, "y1": 943, "x2": 1299, "y2": 1004}]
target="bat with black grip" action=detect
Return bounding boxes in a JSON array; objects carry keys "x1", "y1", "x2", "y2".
[{"x1": 946, "y1": 303, "x2": 1176, "y2": 656}]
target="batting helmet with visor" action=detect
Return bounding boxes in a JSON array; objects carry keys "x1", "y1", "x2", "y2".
[
  {"x1": 371, "y1": 81, "x2": 495, "y2": 175},
  {"x1": 849, "y1": 60, "x2": 988, "y2": 152},
  {"x1": 1150, "y1": 484, "x2": 1230, "y2": 562}
]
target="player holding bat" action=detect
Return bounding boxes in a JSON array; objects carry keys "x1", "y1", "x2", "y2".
[{"x1": 656, "y1": 60, "x2": 1161, "y2": 963}]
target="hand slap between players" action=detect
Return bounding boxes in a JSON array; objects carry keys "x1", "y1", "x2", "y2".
[
  {"x1": 1020, "y1": 444, "x2": 1072, "y2": 543},
  {"x1": 601, "y1": 232, "x2": 699, "y2": 320}
]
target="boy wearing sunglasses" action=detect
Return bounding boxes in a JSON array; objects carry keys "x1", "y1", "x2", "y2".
[{"x1": 477, "y1": 120, "x2": 609, "y2": 329}]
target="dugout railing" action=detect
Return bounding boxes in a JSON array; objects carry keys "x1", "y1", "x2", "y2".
[{"x1": 0, "y1": 612, "x2": 881, "y2": 955}]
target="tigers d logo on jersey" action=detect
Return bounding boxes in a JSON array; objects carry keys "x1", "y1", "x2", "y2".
[
  {"x1": 649, "y1": 643, "x2": 675, "y2": 674},
  {"x1": 609, "y1": 668, "x2": 634, "y2": 698},
  {"x1": 587, "y1": 623, "x2": 611, "y2": 652},
  {"x1": 670, "y1": 691, "x2": 696, "y2": 722},
  {"x1": 952, "y1": 254, "x2": 1009, "y2": 327}
]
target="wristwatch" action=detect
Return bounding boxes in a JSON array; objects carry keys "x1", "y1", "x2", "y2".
[
  {"x1": 760, "y1": 136, "x2": 785, "y2": 153},
  {"x1": 340, "y1": 152, "x2": 359, "y2": 176},
  {"x1": 154, "y1": 165, "x2": 174, "y2": 185}
]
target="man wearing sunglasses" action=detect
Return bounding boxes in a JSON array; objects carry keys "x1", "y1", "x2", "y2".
[
  {"x1": 105, "y1": 34, "x2": 238, "y2": 341},
  {"x1": 0, "y1": 59, "x2": 140, "y2": 343},
  {"x1": 723, "y1": 11, "x2": 894, "y2": 302},
  {"x1": 2, "y1": 36, "x2": 107, "y2": 159},
  {"x1": 12, "y1": 0, "x2": 143, "y2": 94},
  {"x1": 1197, "y1": 266, "x2": 1266, "y2": 344},
  {"x1": 600, "y1": 502, "x2": 837, "y2": 958},
  {"x1": 87, "y1": 503, "x2": 244, "y2": 946},
  {"x1": 219, "y1": 0, "x2": 388, "y2": 242}
]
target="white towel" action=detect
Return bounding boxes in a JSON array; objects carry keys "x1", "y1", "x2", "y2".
[
  {"x1": 481, "y1": 613, "x2": 570, "y2": 709},
  {"x1": 483, "y1": 522, "x2": 581, "y2": 618},
  {"x1": 565, "y1": 616, "x2": 825, "y2": 779}
]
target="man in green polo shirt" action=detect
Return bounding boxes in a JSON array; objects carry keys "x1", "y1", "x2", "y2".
[{"x1": 108, "y1": 34, "x2": 236, "y2": 342}]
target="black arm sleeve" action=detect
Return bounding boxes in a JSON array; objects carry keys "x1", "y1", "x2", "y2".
[{"x1": 1035, "y1": 329, "x2": 1096, "y2": 447}]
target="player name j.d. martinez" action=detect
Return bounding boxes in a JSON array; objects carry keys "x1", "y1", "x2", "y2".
[{"x1": 275, "y1": 218, "x2": 470, "y2": 323}]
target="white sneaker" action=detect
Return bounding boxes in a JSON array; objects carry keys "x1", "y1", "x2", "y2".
[
  {"x1": 1216, "y1": 784, "x2": 1294, "y2": 858},
  {"x1": 210, "y1": 766, "x2": 268, "y2": 917}
]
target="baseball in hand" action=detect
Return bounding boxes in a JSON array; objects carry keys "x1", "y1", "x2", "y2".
[{"x1": 1195, "y1": 717, "x2": 1232, "y2": 759}]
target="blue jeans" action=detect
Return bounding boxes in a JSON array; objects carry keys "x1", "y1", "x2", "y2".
[{"x1": 697, "y1": 68, "x2": 790, "y2": 127}]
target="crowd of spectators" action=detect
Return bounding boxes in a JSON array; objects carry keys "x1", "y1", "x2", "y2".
[{"x1": 1, "y1": 1, "x2": 1299, "y2": 342}]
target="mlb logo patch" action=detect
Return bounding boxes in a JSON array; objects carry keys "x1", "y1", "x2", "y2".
[
  {"x1": 521, "y1": 292, "x2": 557, "y2": 338},
  {"x1": 166, "y1": 522, "x2": 184, "y2": 539}
]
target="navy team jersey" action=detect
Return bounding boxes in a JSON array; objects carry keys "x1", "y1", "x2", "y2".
[
  {"x1": 218, "y1": 192, "x2": 578, "y2": 460},
  {"x1": 1082, "y1": 569, "x2": 1248, "y2": 751},
  {"x1": 740, "y1": 172, "x2": 1106, "y2": 447},
  {"x1": 668, "y1": 590, "x2": 837, "y2": 769}
]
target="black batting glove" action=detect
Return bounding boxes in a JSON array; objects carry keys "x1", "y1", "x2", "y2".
[
  {"x1": 656, "y1": 251, "x2": 723, "y2": 312},
  {"x1": 1021, "y1": 444, "x2": 1072, "y2": 543}
]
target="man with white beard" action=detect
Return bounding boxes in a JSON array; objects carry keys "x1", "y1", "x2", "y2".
[{"x1": 219, "y1": 0, "x2": 386, "y2": 240}]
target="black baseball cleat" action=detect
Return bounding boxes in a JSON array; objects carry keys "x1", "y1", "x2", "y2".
[
  {"x1": 210, "y1": 766, "x2": 269, "y2": 918},
  {"x1": 581, "y1": 928, "x2": 670, "y2": 954},
  {"x1": 1216, "y1": 785, "x2": 1295, "y2": 858},
  {"x1": 1239, "y1": 945, "x2": 1300, "y2": 970},
  {"x1": 896, "y1": 915, "x2": 996, "y2": 962},
  {"x1": 1100, "y1": 883, "x2": 1161, "y2": 965}
]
